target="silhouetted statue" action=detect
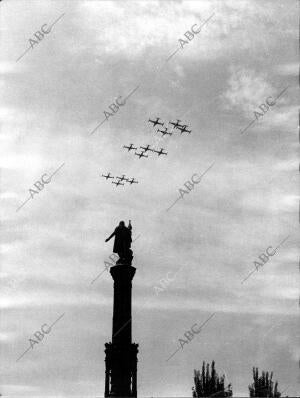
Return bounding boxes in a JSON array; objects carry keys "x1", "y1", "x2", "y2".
[{"x1": 105, "y1": 220, "x2": 133, "y2": 264}]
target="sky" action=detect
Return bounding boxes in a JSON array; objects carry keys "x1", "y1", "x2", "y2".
[{"x1": 0, "y1": 0, "x2": 299, "y2": 397}]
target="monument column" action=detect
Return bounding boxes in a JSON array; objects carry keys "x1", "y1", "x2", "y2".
[
  {"x1": 104, "y1": 221, "x2": 138, "y2": 398},
  {"x1": 111, "y1": 265, "x2": 135, "y2": 345}
]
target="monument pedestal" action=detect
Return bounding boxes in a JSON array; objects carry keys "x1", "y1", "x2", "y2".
[{"x1": 104, "y1": 264, "x2": 138, "y2": 398}]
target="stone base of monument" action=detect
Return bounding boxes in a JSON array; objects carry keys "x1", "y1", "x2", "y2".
[{"x1": 105, "y1": 342, "x2": 138, "y2": 398}]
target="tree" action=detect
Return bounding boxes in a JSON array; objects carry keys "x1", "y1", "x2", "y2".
[
  {"x1": 248, "y1": 367, "x2": 281, "y2": 397},
  {"x1": 192, "y1": 360, "x2": 233, "y2": 397}
]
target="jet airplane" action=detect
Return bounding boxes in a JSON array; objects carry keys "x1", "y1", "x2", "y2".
[
  {"x1": 102, "y1": 172, "x2": 114, "y2": 180},
  {"x1": 140, "y1": 145, "x2": 153, "y2": 152},
  {"x1": 112, "y1": 180, "x2": 124, "y2": 187},
  {"x1": 123, "y1": 144, "x2": 137, "y2": 151},
  {"x1": 157, "y1": 128, "x2": 172, "y2": 137},
  {"x1": 135, "y1": 151, "x2": 149, "y2": 159},
  {"x1": 116, "y1": 174, "x2": 128, "y2": 182},
  {"x1": 178, "y1": 125, "x2": 192, "y2": 134},
  {"x1": 169, "y1": 119, "x2": 183, "y2": 129},
  {"x1": 148, "y1": 117, "x2": 164, "y2": 127},
  {"x1": 153, "y1": 148, "x2": 167, "y2": 156},
  {"x1": 128, "y1": 178, "x2": 138, "y2": 185}
]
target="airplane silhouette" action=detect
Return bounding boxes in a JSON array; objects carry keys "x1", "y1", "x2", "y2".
[
  {"x1": 178, "y1": 125, "x2": 192, "y2": 134},
  {"x1": 169, "y1": 119, "x2": 183, "y2": 129},
  {"x1": 157, "y1": 127, "x2": 172, "y2": 137},
  {"x1": 153, "y1": 148, "x2": 167, "y2": 156},
  {"x1": 140, "y1": 145, "x2": 153, "y2": 152},
  {"x1": 135, "y1": 151, "x2": 148, "y2": 159},
  {"x1": 112, "y1": 180, "x2": 124, "y2": 187},
  {"x1": 128, "y1": 178, "x2": 138, "y2": 184},
  {"x1": 116, "y1": 174, "x2": 128, "y2": 182},
  {"x1": 123, "y1": 144, "x2": 137, "y2": 151},
  {"x1": 148, "y1": 117, "x2": 164, "y2": 127},
  {"x1": 102, "y1": 172, "x2": 114, "y2": 180}
]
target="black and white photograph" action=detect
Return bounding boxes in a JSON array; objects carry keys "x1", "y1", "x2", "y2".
[{"x1": 0, "y1": 0, "x2": 299, "y2": 397}]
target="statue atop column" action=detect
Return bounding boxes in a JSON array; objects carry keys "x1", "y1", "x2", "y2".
[
  {"x1": 104, "y1": 220, "x2": 138, "y2": 397},
  {"x1": 105, "y1": 220, "x2": 133, "y2": 265}
]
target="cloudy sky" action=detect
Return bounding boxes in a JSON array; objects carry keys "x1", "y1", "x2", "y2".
[{"x1": 0, "y1": 0, "x2": 299, "y2": 397}]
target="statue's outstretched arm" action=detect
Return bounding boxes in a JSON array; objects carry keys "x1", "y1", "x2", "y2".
[{"x1": 105, "y1": 231, "x2": 115, "y2": 242}]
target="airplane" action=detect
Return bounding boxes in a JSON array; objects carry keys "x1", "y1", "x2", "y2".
[
  {"x1": 102, "y1": 172, "x2": 114, "y2": 180},
  {"x1": 153, "y1": 148, "x2": 167, "y2": 156},
  {"x1": 140, "y1": 144, "x2": 153, "y2": 152},
  {"x1": 178, "y1": 125, "x2": 192, "y2": 134},
  {"x1": 128, "y1": 178, "x2": 138, "y2": 185},
  {"x1": 123, "y1": 144, "x2": 137, "y2": 151},
  {"x1": 148, "y1": 117, "x2": 164, "y2": 127},
  {"x1": 135, "y1": 151, "x2": 149, "y2": 159},
  {"x1": 169, "y1": 119, "x2": 184, "y2": 129},
  {"x1": 116, "y1": 174, "x2": 128, "y2": 182},
  {"x1": 157, "y1": 127, "x2": 172, "y2": 137},
  {"x1": 112, "y1": 180, "x2": 124, "y2": 187}
]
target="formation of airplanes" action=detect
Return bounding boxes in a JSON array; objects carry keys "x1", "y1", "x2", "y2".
[
  {"x1": 121, "y1": 117, "x2": 190, "y2": 163},
  {"x1": 123, "y1": 144, "x2": 168, "y2": 158},
  {"x1": 114, "y1": 117, "x2": 190, "y2": 186},
  {"x1": 148, "y1": 117, "x2": 192, "y2": 135},
  {"x1": 101, "y1": 173, "x2": 138, "y2": 187}
]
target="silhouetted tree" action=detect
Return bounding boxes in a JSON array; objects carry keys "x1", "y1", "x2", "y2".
[
  {"x1": 249, "y1": 367, "x2": 281, "y2": 397},
  {"x1": 192, "y1": 360, "x2": 232, "y2": 397}
]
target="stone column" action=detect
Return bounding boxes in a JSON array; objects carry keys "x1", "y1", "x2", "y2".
[{"x1": 104, "y1": 263, "x2": 138, "y2": 397}]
